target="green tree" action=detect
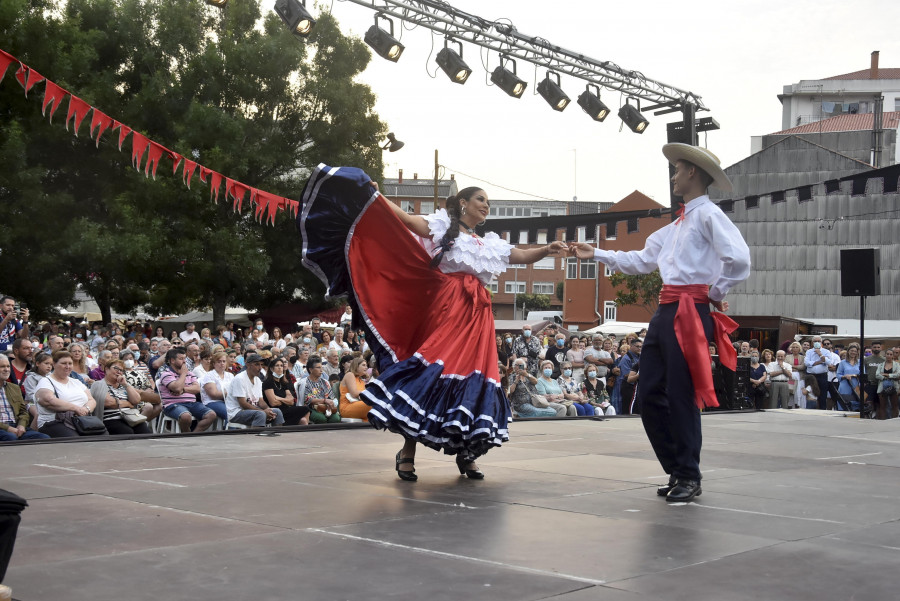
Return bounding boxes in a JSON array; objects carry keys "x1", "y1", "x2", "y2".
[
  {"x1": 555, "y1": 280, "x2": 565, "y2": 303},
  {"x1": 608, "y1": 270, "x2": 662, "y2": 315},
  {"x1": 0, "y1": 0, "x2": 385, "y2": 324},
  {"x1": 518, "y1": 293, "x2": 551, "y2": 315}
]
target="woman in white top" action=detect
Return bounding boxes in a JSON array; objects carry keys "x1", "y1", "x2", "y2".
[
  {"x1": 35, "y1": 350, "x2": 97, "y2": 438},
  {"x1": 329, "y1": 327, "x2": 351, "y2": 355},
  {"x1": 200, "y1": 351, "x2": 233, "y2": 422},
  {"x1": 271, "y1": 327, "x2": 287, "y2": 351},
  {"x1": 251, "y1": 319, "x2": 269, "y2": 345},
  {"x1": 192, "y1": 349, "x2": 212, "y2": 380}
]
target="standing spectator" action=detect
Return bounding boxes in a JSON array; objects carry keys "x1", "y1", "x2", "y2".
[
  {"x1": 507, "y1": 358, "x2": 560, "y2": 418},
  {"x1": 310, "y1": 317, "x2": 324, "y2": 344},
  {"x1": 159, "y1": 348, "x2": 216, "y2": 433},
  {"x1": 545, "y1": 333, "x2": 570, "y2": 379},
  {"x1": 617, "y1": 338, "x2": 642, "y2": 415},
  {"x1": 748, "y1": 351, "x2": 768, "y2": 410},
  {"x1": 836, "y1": 344, "x2": 861, "y2": 411},
  {"x1": 863, "y1": 341, "x2": 886, "y2": 418},
  {"x1": 339, "y1": 305, "x2": 353, "y2": 328},
  {"x1": 875, "y1": 348, "x2": 899, "y2": 419},
  {"x1": 787, "y1": 341, "x2": 806, "y2": 409},
  {"x1": 263, "y1": 357, "x2": 309, "y2": 425},
  {"x1": 297, "y1": 355, "x2": 340, "y2": 424},
  {"x1": 804, "y1": 336, "x2": 834, "y2": 410},
  {"x1": 179, "y1": 323, "x2": 201, "y2": 345},
  {"x1": 583, "y1": 334, "x2": 613, "y2": 381},
  {"x1": 766, "y1": 350, "x2": 793, "y2": 409},
  {"x1": 0, "y1": 355, "x2": 49, "y2": 441},
  {"x1": 198, "y1": 327, "x2": 214, "y2": 348},
  {"x1": 34, "y1": 351, "x2": 98, "y2": 438},
  {"x1": 225, "y1": 353, "x2": 283, "y2": 427},
  {"x1": 9, "y1": 338, "x2": 33, "y2": 389},
  {"x1": 513, "y1": 324, "x2": 542, "y2": 376},
  {"x1": 271, "y1": 327, "x2": 287, "y2": 351},
  {"x1": 496, "y1": 333, "x2": 513, "y2": 372},
  {"x1": 0, "y1": 296, "x2": 30, "y2": 352},
  {"x1": 824, "y1": 339, "x2": 841, "y2": 407},
  {"x1": 536, "y1": 360, "x2": 575, "y2": 416},
  {"x1": 90, "y1": 359, "x2": 151, "y2": 435},
  {"x1": 566, "y1": 337, "x2": 586, "y2": 383}
]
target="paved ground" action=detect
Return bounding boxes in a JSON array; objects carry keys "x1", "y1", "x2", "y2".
[{"x1": 2, "y1": 409, "x2": 899, "y2": 601}]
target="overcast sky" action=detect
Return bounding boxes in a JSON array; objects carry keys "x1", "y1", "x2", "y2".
[{"x1": 322, "y1": 0, "x2": 899, "y2": 206}]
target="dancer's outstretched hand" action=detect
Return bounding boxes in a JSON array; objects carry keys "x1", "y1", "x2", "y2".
[
  {"x1": 547, "y1": 241, "x2": 568, "y2": 255},
  {"x1": 568, "y1": 242, "x2": 596, "y2": 260}
]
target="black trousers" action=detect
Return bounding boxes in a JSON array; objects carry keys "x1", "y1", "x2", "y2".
[
  {"x1": 639, "y1": 301, "x2": 713, "y2": 482},
  {"x1": 813, "y1": 372, "x2": 829, "y2": 410}
]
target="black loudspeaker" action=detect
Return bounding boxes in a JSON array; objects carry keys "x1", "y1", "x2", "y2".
[{"x1": 841, "y1": 248, "x2": 880, "y2": 297}]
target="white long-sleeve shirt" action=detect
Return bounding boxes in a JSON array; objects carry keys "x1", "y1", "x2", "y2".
[{"x1": 593, "y1": 196, "x2": 750, "y2": 302}]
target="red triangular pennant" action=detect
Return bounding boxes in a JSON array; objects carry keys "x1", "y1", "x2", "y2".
[
  {"x1": 226, "y1": 178, "x2": 250, "y2": 213},
  {"x1": 89, "y1": 110, "x2": 113, "y2": 148},
  {"x1": 205, "y1": 170, "x2": 223, "y2": 203},
  {"x1": 199, "y1": 166, "x2": 211, "y2": 183},
  {"x1": 253, "y1": 189, "x2": 282, "y2": 225},
  {"x1": 65, "y1": 95, "x2": 92, "y2": 135},
  {"x1": 14, "y1": 63, "x2": 26, "y2": 89},
  {"x1": 0, "y1": 50, "x2": 18, "y2": 86},
  {"x1": 170, "y1": 152, "x2": 183, "y2": 175},
  {"x1": 113, "y1": 121, "x2": 132, "y2": 151},
  {"x1": 144, "y1": 142, "x2": 168, "y2": 179},
  {"x1": 131, "y1": 132, "x2": 150, "y2": 171},
  {"x1": 41, "y1": 80, "x2": 68, "y2": 123},
  {"x1": 284, "y1": 198, "x2": 299, "y2": 218},
  {"x1": 23, "y1": 68, "x2": 45, "y2": 97},
  {"x1": 182, "y1": 159, "x2": 198, "y2": 189}
]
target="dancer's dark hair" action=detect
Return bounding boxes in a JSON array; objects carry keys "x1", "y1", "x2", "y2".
[{"x1": 430, "y1": 186, "x2": 484, "y2": 268}]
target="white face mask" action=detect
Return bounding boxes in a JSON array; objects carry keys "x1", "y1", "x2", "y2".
[{"x1": 123, "y1": 360, "x2": 134, "y2": 369}]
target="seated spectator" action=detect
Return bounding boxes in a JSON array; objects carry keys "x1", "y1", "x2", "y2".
[
  {"x1": 339, "y1": 357, "x2": 370, "y2": 421},
  {"x1": 159, "y1": 348, "x2": 216, "y2": 432},
  {"x1": 151, "y1": 326, "x2": 167, "y2": 344},
  {"x1": 90, "y1": 359, "x2": 151, "y2": 435},
  {"x1": 184, "y1": 343, "x2": 201, "y2": 372},
  {"x1": 226, "y1": 353, "x2": 284, "y2": 427},
  {"x1": 0, "y1": 355, "x2": 49, "y2": 441},
  {"x1": 536, "y1": 359, "x2": 575, "y2": 416},
  {"x1": 192, "y1": 348, "x2": 212, "y2": 380},
  {"x1": 875, "y1": 349, "x2": 899, "y2": 419},
  {"x1": 89, "y1": 350, "x2": 112, "y2": 381},
  {"x1": 35, "y1": 350, "x2": 98, "y2": 438},
  {"x1": 557, "y1": 361, "x2": 593, "y2": 416},
  {"x1": 799, "y1": 374, "x2": 819, "y2": 409},
  {"x1": 330, "y1": 327, "x2": 351, "y2": 355},
  {"x1": 582, "y1": 366, "x2": 615, "y2": 416},
  {"x1": 120, "y1": 350, "x2": 162, "y2": 422},
  {"x1": 836, "y1": 344, "x2": 861, "y2": 411},
  {"x1": 9, "y1": 338, "x2": 33, "y2": 390},
  {"x1": 226, "y1": 348, "x2": 241, "y2": 375},
  {"x1": 507, "y1": 359, "x2": 563, "y2": 417},
  {"x1": 68, "y1": 343, "x2": 94, "y2": 384},
  {"x1": 271, "y1": 327, "x2": 287, "y2": 351},
  {"x1": 200, "y1": 352, "x2": 233, "y2": 422},
  {"x1": 292, "y1": 347, "x2": 310, "y2": 380},
  {"x1": 316, "y1": 330, "x2": 333, "y2": 354},
  {"x1": 297, "y1": 355, "x2": 340, "y2": 424},
  {"x1": 179, "y1": 322, "x2": 201, "y2": 345},
  {"x1": 149, "y1": 339, "x2": 172, "y2": 382},
  {"x1": 322, "y1": 349, "x2": 341, "y2": 379},
  {"x1": 262, "y1": 357, "x2": 308, "y2": 425},
  {"x1": 345, "y1": 329, "x2": 360, "y2": 353},
  {"x1": 199, "y1": 327, "x2": 214, "y2": 348},
  {"x1": 21, "y1": 350, "x2": 52, "y2": 428}
]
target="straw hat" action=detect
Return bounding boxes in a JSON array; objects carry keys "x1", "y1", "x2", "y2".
[{"x1": 662, "y1": 143, "x2": 732, "y2": 193}]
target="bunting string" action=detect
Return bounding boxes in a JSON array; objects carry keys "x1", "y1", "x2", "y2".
[{"x1": 0, "y1": 47, "x2": 299, "y2": 224}]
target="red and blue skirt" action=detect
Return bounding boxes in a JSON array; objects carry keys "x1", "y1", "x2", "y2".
[{"x1": 297, "y1": 164, "x2": 510, "y2": 457}]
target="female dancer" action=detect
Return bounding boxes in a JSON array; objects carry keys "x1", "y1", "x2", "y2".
[{"x1": 298, "y1": 165, "x2": 566, "y2": 480}]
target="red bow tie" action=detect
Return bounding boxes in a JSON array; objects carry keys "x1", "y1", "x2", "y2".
[{"x1": 675, "y1": 202, "x2": 685, "y2": 224}]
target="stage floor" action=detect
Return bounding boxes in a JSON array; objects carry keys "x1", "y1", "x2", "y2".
[{"x1": 2, "y1": 410, "x2": 899, "y2": 601}]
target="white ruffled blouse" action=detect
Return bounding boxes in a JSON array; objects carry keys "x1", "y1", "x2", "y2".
[{"x1": 420, "y1": 209, "x2": 513, "y2": 286}]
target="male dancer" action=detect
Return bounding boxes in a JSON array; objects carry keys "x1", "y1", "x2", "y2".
[{"x1": 571, "y1": 144, "x2": 751, "y2": 502}]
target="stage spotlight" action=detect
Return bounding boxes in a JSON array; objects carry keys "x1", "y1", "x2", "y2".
[
  {"x1": 577, "y1": 84, "x2": 610, "y2": 122},
  {"x1": 274, "y1": 0, "x2": 315, "y2": 37},
  {"x1": 619, "y1": 98, "x2": 649, "y2": 133},
  {"x1": 490, "y1": 57, "x2": 526, "y2": 98},
  {"x1": 205, "y1": 0, "x2": 228, "y2": 6},
  {"x1": 365, "y1": 14, "x2": 404, "y2": 62},
  {"x1": 436, "y1": 40, "x2": 471, "y2": 84},
  {"x1": 537, "y1": 71, "x2": 570, "y2": 111},
  {"x1": 382, "y1": 132, "x2": 405, "y2": 152}
]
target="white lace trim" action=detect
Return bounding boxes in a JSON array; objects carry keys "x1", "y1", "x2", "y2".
[{"x1": 424, "y1": 209, "x2": 512, "y2": 282}]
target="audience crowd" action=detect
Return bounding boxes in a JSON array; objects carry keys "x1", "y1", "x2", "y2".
[{"x1": 2, "y1": 291, "x2": 898, "y2": 442}]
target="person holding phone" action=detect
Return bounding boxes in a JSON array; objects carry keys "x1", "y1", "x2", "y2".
[{"x1": 0, "y1": 296, "x2": 30, "y2": 353}]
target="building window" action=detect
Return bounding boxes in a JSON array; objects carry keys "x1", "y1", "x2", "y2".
[
  {"x1": 895, "y1": 98, "x2": 900, "y2": 112},
  {"x1": 489, "y1": 207, "x2": 497, "y2": 216},
  {"x1": 604, "y1": 265, "x2": 613, "y2": 277},
  {"x1": 509, "y1": 263, "x2": 527, "y2": 269},
  {"x1": 566, "y1": 258, "x2": 578, "y2": 279},
  {"x1": 627, "y1": 218, "x2": 638, "y2": 234},
  {"x1": 534, "y1": 257, "x2": 555, "y2": 270},
  {"x1": 604, "y1": 301, "x2": 617, "y2": 322},
  {"x1": 580, "y1": 261, "x2": 597, "y2": 279},
  {"x1": 503, "y1": 231, "x2": 511, "y2": 242},
  {"x1": 533, "y1": 282, "x2": 554, "y2": 295},
  {"x1": 420, "y1": 201, "x2": 434, "y2": 214},
  {"x1": 505, "y1": 281, "x2": 526, "y2": 294},
  {"x1": 537, "y1": 230, "x2": 547, "y2": 244},
  {"x1": 400, "y1": 200, "x2": 415, "y2": 214},
  {"x1": 746, "y1": 196, "x2": 759, "y2": 210},
  {"x1": 586, "y1": 225, "x2": 596, "y2": 243},
  {"x1": 577, "y1": 226, "x2": 586, "y2": 242},
  {"x1": 487, "y1": 282, "x2": 498, "y2": 293},
  {"x1": 606, "y1": 222, "x2": 617, "y2": 239}
]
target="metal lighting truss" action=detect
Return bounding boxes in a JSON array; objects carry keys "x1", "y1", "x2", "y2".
[{"x1": 339, "y1": 0, "x2": 708, "y2": 114}]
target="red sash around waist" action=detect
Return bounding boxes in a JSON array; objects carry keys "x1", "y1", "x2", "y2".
[{"x1": 658, "y1": 284, "x2": 738, "y2": 410}]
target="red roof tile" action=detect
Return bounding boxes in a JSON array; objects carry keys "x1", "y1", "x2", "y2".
[
  {"x1": 772, "y1": 111, "x2": 900, "y2": 135},
  {"x1": 823, "y1": 68, "x2": 900, "y2": 80}
]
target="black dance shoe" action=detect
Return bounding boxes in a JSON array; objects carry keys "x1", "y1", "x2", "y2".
[
  {"x1": 395, "y1": 450, "x2": 418, "y2": 482},
  {"x1": 657, "y1": 475, "x2": 677, "y2": 497},
  {"x1": 455, "y1": 454, "x2": 485, "y2": 479},
  {"x1": 666, "y1": 479, "x2": 702, "y2": 502}
]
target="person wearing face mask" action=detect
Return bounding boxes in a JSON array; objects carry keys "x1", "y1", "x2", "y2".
[
  {"x1": 251, "y1": 319, "x2": 269, "y2": 345},
  {"x1": 507, "y1": 359, "x2": 562, "y2": 418},
  {"x1": 582, "y1": 366, "x2": 616, "y2": 416},
  {"x1": 748, "y1": 352, "x2": 768, "y2": 410},
  {"x1": 496, "y1": 334, "x2": 513, "y2": 372},
  {"x1": 804, "y1": 336, "x2": 833, "y2": 410},
  {"x1": 545, "y1": 333, "x2": 570, "y2": 380},
  {"x1": 565, "y1": 336, "x2": 587, "y2": 383},
  {"x1": 536, "y1": 360, "x2": 576, "y2": 416},
  {"x1": 513, "y1": 325, "x2": 542, "y2": 376},
  {"x1": 557, "y1": 361, "x2": 593, "y2": 416},
  {"x1": 89, "y1": 359, "x2": 151, "y2": 435},
  {"x1": 120, "y1": 350, "x2": 163, "y2": 422},
  {"x1": 263, "y1": 358, "x2": 309, "y2": 426}
]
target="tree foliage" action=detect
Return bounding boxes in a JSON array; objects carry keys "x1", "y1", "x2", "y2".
[
  {"x1": 608, "y1": 270, "x2": 662, "y2": 315},
  {"x1": 0, "y1": 0, "x2": 386, "y2": 324},
  {"x1": 518, "y1": 293, "x2": 551, "y2": 315}
]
